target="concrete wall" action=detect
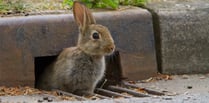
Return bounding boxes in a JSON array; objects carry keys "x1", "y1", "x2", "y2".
[
  {"x1": 147, "y1": 0, "x2": 209, "y2": 74},
  {"x1": 0, "y1": 8, "x2": 157, "y2": 86}
]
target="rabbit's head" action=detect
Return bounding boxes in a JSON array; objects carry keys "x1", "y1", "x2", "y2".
[{"x1": 73, "y1": 1, "x2": 115, "y2": 56}]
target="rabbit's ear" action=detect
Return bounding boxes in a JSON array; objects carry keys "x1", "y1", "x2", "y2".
[
  {"x1": 84, "y1": 4, "x2": 96, "y2": 25},
  {"x1": 73, "y1": 1, "x2": 96, "y2": 32}
]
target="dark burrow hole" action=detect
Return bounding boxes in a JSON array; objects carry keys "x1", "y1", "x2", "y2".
[
  {"x1": 34, "y1": 51, "x2": 165, "y2": 99},
  {"x1": 34, "y1": 51, "x2": 123, "y2": 88}
]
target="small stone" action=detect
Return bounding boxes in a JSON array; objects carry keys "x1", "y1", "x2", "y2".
[
  {"x1": 182, "y1": 75, "x2": 189, "y2": 79},
  {"x1": 183, "y1": 91, "x2": 189, "y2": 95},
  {"x1": 37, "y1": 100, "x2": 43, "y2": 103},
  {"x1": 187, "y1": 86, "x2": 192, "y2": 89},
  {"x1": 91, "y1": 97, "x2": 97, "y2": 100},
  {"x1": 24, "y1": 13, "x2": 29, "y2": 16},
  {"x1": 199, "y1": 76, "x2": 206, "y2": 79},
  {"x1": 43, "y1": 97, "x2": 48, "y2": 100},
  {"x1": 163, "y1": 97, "x2": 172, "y2": 100},
  {"x1": 48, "y1": 98, "x2": 53, "y2": 102}
]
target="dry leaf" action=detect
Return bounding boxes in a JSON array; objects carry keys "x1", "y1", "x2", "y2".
[
  {"x1": 143, "y1": 77, "x2": 153, "y2": 82},
  {"x1": 121, "y1": 92, "x2": 133, "y2": 97},
  {"x1": 128, "y1": 81, "x2": 136, "y2": 84},
  {"x1": 142, "y1": 74, "x2": 173, "y2": 83},
  {"x1": 134, "y1": 88, "x2": 147, "y2": 94},
  {"x1": 0, "y1": 86, "x2": 75, "y2": 100}
]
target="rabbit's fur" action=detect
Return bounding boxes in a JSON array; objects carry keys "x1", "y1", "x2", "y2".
[{"x1": 36, "y1": 1, "x2": 115, "y2": 96}]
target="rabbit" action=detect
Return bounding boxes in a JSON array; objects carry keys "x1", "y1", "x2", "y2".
[{"x1": 36, "y1": 1, "x2": 115, "y2": 96}]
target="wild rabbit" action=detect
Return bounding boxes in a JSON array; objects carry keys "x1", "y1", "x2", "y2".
[{"x1": 36, "y1": 1, "x2": 115, "y2": 96}]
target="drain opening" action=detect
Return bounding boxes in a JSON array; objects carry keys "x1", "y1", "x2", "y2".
[
  {"x1": 97, "y1": 51, "x2": 123, "y2": 88},
  {"x1": 34, "y1": 55, "x2": 57, "y2": 88}
]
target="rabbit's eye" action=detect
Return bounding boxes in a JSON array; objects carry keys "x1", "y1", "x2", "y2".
[{"x1": 92, "y1": 32, "x2": 100, "y2": 39}]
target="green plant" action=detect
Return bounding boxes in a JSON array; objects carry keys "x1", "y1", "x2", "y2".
[
  {"x1": 63, "y1": 0, "x2": 119, "y2": 9},
  {"x1": 0, "y1": 0, "x2": 8, "y2": 13},
  {"x1": 13, "y1": 0, "x2": 28, "y2": 13},
  {"x1": 120, "y1": 0, "x2": 147, "y2": 7},
  {"x1": 63, "y1": 0, "x2": 147, "y2": 10},
  {"x1": 0, "y1": 0, "x2": 28, "y2": 14}
]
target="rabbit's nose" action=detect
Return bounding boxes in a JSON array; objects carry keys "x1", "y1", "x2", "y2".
[{"x1": 108, "y1": 45, "x2": 115, "y2": 52}]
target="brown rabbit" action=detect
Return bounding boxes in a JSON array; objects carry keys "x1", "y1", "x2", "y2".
[{"x1": 36, "y1": 1, "x2": 115, "y2": 96}]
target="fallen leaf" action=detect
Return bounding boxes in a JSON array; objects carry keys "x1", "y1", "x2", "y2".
[
  {"x1": 128, "y1": 81, "x2": 136, "y2": 84},
  {"x1": 0, "y1": 86, "x2": 75, "y2": 100},
  {"x1": 144, "y1": 77, "x2": 153, "y2": 82},
  {"x1": 121, "y1": 92, "x2": 133, "y2": 97},
  {"x1": 134, "y1": 88, "x2": 147, "y2": 94}
]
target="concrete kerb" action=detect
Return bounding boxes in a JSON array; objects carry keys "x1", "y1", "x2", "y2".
[
  {"x1": 1, "y1": 0, "x2": 208, "y2": 87},
  {"x1": 146, "y1": 0, "x2": 209, "y2": 74},
  {"x1": 0, "y1": 7, "x2": 157, "y2": 86}
]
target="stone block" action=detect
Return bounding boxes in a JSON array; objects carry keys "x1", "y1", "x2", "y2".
[
  {"x1": 0, "y1": 15, "x2": 77, "y2": 86},
  {"x1": 0, "y1": 7, "x2": 157, "y2": 86},
  {"x1": 147, "y1": 0, "x2": 209, "y2": 74}
]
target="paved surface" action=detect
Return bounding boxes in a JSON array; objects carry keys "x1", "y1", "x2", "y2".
[
  {"x1": 1, "y1": 74, "x2": 209, "y2": 103},
  {"x1": 137, "y1": 74, "x2": 209, "y2": 95}
]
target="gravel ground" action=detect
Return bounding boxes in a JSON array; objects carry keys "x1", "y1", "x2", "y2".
[{"x1": 0, "y1": 91, "x2": 209, "y2": 103}]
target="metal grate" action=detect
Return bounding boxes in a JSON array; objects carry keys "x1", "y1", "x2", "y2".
[{"x1": 54, "y1": 81, "x2": 165, "y2": 101}]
